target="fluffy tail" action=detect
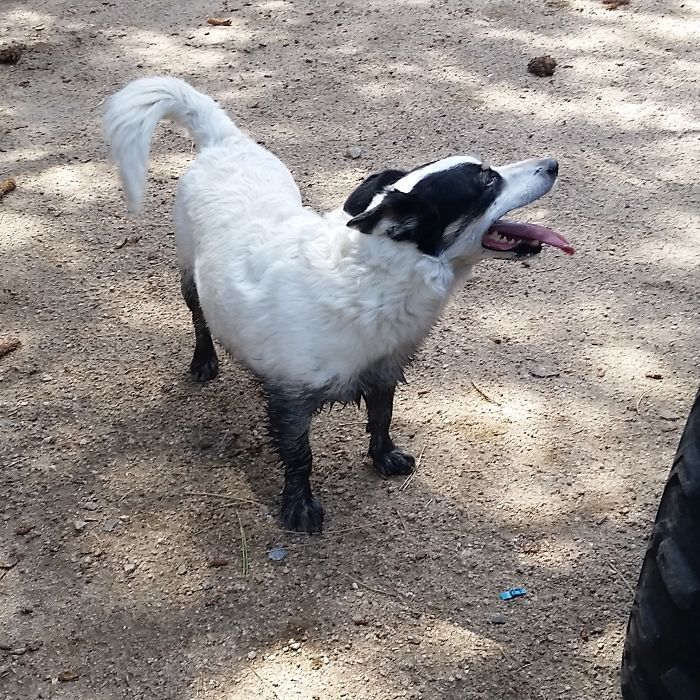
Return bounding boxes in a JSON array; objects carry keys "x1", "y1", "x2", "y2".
[{"x1": 103, "y1": 76, "x2": 239, "y2": 212}]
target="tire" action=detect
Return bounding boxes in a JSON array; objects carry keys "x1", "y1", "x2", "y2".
[{"x1": 621, "y1": 388, "x2": 700, "y2": 699}]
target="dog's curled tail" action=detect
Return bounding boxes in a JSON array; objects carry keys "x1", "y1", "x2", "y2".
[{"x1": 104, "y1": 76, "x2": 239, "y2": 212}]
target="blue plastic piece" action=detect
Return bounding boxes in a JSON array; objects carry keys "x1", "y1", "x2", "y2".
[
  {"x1": 499, "y1": 587, "x2": 527, "y2": 600},
  {"x1": 268, "y1": 547, "x2": 287, "y2": 561}
]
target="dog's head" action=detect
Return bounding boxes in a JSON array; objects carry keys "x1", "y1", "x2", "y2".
[{"x1": 343, "y1": 155, "x2": 573, "y2": 263}]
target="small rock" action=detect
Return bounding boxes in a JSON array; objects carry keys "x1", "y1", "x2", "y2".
[
  {"x1": 124, "y1": 562, "x2": 137, "y2": 574},
  {"x1": 289, "y1": 642, "x2": 301, "y2": 651},
  {"x1": 353, "y1": 618, "x2": 369, "y2": 626},
  {"x1": 14, "y1": 524, "x2": 34, "y2": 536},
  {"x1": 247, "y1": 650, "x2": 257, "y2": 660},
  {"x1": 658, "y1": 409, "x2": 680, "y2": 421},
  {"x1": 645, "y1": 372, "x2": 663, "y2": 380},
  {"x1": 26, "y1": 640, "x2": 42, "y2": 652},
  {"x1": 0, "y1": 641, "x2": 12, "y2": 651},
  {"x1": 0, "y1": 43, "x2": 25, "y2": 64},
  {"x1": 490, "y1": 615, "x2": 507, "y2": 625},
  {"x1": 209, "y1": 557, "x2": 229, "y2": 568},
  {"x1": 345, "y1": 146, "x2": 362, "y2": 159},
  {"x1": 10, "y1": 647, "x2": 26, "y2": 656},
  {"x1": 527, "y1": 55, "x2": 557, "y2": 77},
  {"x1": 603, "y1": 0, "x2": 630, "y2": 9},
  {"x1": 82, "y1": 502, "x2": 98, "y2": 511},
  {"x1": 102, "y1": 518, "x2": 119, "y2": 533},
  {"x1": 73, "y1": 520, "x2": 87, "y2": 532},
  {"x1": 529, "y1": 364, "x2": 560, "y2": 378},
  {"x1": 57, "y1": 670, "x2": 80, "y2": 682},
  {"x1": 177, "y1": 564, "x2": 187, "y2": 576},
  {"x1": 0, "y1": 552, "x2": 20, "y2": 569}
]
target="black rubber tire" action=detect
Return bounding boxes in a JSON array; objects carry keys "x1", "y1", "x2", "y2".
[{"x1": 621, "y1": 388, "x2": 700, "y2": 699}]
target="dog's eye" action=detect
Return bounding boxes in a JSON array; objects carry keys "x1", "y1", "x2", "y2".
[{"x1": 484, "y1": 170, "x2": 501, "y2": 188}]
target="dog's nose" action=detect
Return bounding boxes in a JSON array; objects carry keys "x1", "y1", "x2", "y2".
[{"x1": 544, "y1": 159, "x2": 559, "y2": 176}]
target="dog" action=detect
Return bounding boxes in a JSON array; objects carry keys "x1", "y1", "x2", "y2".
[{"x1": 104, "y1": 77, "x2": 573, "y2": 533}]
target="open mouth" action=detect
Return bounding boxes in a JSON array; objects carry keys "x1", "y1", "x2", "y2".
[{"x1": 482, "y1": 219, "x2": 574, "y2": 257}]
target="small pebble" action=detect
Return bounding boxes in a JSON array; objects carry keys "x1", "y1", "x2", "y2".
[
  {"x1": 490, "y1": 615, "x2": 507, "y2": 625},
  {"x1": 345, "y1": 146, "x2": 362, "y2": 159},
  {"x1": 529, "y1": 364, "x2": 559, "y2": 378},
  {"x1": 247, "y1": 650, "x2": 257, "y2": 660},
  {"x1": 102, "y1": 518, "x2": 119, "y2": 533}
]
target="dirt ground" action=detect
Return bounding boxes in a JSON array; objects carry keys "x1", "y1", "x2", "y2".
[{"x1": 1, "y1": 0, "x2": 698, "y2": 698}]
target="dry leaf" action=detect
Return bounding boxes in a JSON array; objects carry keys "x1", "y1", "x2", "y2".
[
  {"x1": 0, "y1": 337, "x2": 21, "y2": 359},
  {"x1": 0, "y1": 178, "x2": 17, "y2": 197},
  {"x1": 207, "y1": 17, "x2": 232, "y2": 26},
  {"x1": 114, "y1": 235, "x2": 142, "y2": 250}
]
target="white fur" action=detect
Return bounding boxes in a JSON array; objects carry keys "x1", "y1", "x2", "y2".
[
  {"x1": 104, "y1": 77, "x2": 455, "y2": 393},
  {"x1": 393, "y1": 155, "x2": 482, "y2": 193}
]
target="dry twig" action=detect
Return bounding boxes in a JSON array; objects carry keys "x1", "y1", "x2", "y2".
[
  {"x1": 399, "y1": 446, "x2": 426, "y2": 491},
  {"x1": 608, "y1": 558, "x2": 635, "y2": 596},
  {"x1": 342, "y1": 573, "x2": 399, "y2": 598},
  {"x1": 470, "y1": 378, "x2": 501, "y2": 406},
  {"x1": 635, "y1": 391, "x2": 649, "y2": 414},
  {"x1": 249, "y1": 665, "x2": 282, "y2": 700},
  {"x1": 237, "y1": 511, "x2": 250, "y2": 577}
]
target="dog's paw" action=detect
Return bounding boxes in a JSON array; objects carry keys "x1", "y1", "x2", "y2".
[
  {"x1": 374, "y1": 448, "x2": 415, "y2": 477},
  {"x1": 190, "y1": 354, "x2": 219, "y2": 383},
  {"x1": 281, "y1": 496, "x2": 324, "y2": 534}
]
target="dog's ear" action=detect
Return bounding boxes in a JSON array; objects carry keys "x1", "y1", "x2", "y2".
[
  {"x1": 343, "y1": 169, "x2": 407, "y2": 216},
  {"x1": 347, "y1": 190, "x2": 442, "y2": 256}
]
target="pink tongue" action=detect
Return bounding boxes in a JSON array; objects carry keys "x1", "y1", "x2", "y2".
[{"x1": 491, "y1": 220, "x2": 575, "y2": 255}]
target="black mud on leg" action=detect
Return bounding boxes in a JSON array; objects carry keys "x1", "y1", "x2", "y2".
[
  {"x1": 363, "y1": 382, "x2": 415, "y2": 477},
  {"x1": 266, "y1": 387, "x2": 324, "y2": 534},
  {"x1": 180, "y1": 270, "x2": 218, "y2": 382}
]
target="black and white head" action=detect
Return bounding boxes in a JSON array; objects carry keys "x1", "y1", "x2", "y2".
[{"x1": 343, "y1": 155, "x2": 573, "y2": 263}]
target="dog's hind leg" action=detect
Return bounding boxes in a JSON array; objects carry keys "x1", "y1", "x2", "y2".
[
  {"x1": 363, "y1": 382, "x2": 415, "y2": 477},
  {"x1": 180, "y1": 270, "x2": 219, "y2": 382},
  {"x1": 266, "y1": 387, "x2": 324, "y2": 534}
]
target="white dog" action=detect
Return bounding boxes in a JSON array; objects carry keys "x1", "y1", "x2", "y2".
[{"x1": 104, "y1": 77, "x2": 573, "y2": 533}]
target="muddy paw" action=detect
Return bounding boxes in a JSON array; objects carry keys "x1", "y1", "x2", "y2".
[
  {"x1": 281, "y1": 496, "x2": 324, "y2": 534},
  {"x1": 374, "y1": 448, "x2": 415, "y2": 477}
]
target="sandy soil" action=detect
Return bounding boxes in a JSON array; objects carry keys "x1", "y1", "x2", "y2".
[{"x1": 1, "y1": 0, "x2": 699, "y2": 698}]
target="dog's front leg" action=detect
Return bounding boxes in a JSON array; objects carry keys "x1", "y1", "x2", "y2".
[
  {"x1": 363, "y1": 383, "x2": 415, "y2": 477},
  {"x1": 266, "y1": 388, "x2": 324, "y2": 533}
]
